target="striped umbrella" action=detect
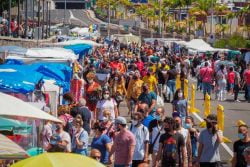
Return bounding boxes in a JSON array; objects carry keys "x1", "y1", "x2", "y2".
[{"x1": 0, "y1": 134, "x2": 29, "y2": 160}]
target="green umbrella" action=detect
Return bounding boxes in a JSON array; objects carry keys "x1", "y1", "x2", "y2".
[{"x1": 0, "y1": 117, "x2": 31, "y2": 135}]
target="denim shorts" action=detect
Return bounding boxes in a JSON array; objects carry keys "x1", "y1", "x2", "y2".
[{"x1": 229, "y1": 83, "x2": 234, "y2": 89}]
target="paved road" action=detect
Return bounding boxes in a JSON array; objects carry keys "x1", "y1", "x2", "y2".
[
  {"x1": 50, "y1": 9, "x2": 99, "y2": 26},
  {"x1": 118, "y1": 78, "x2": 250, "y2": 165}
]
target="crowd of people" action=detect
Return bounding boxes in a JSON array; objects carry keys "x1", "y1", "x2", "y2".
[{"x1": 40, "y1": 39, "x2": 250, "y2": 167}]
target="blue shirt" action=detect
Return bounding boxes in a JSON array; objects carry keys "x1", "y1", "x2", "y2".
[
  {"x1": 91, "y1": 134, "x2": 112, "y2": 164},
  {"x1": 72, "y1": 129, "x2": 88, "y2": 150},
  {"x1": 142, "y1": 115, "x2": 155, "y2": 128},
  {"x1": 138, "y1": 91, "x2": 157, "y2": 107},
  {"x1": 172, "y1": 99, "x2": 188, "y2": 118}
]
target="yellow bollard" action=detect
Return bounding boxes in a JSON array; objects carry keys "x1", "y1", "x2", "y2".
[
  {"x1": 184, "y1": 79, "x2": 189, "y2": 99},
  {"x1": 204, "y1": 94, "x2": 211, "y2": 117},
  {"x1": 189, "y1": 84, "x2": 199, "y2": 113},
  {"x1": 176, "y1": 74, "x2": 181, "y2": 90},
  {"x1": 217, "y1": 104, "x2": 224, "y2": 131},
  {"x1": 217, "y1": 104, "x2": 232, "y2": 143},
  {"x1": 199, "y1": 94, "x2": 211, "y2": 128}
]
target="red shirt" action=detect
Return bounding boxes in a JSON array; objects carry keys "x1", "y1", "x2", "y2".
[
  {"x1": 199, "y1": 67, "x2": 213, "y2": 83},
  {"x1": 244, "y1": 69, "x2": 250, "y2": 85},
  {"x1": 227, "y1": 71, "x2": 235, "y2": 84},
  {"x1": 135, "y1": 61, "x2": 144, "y2": 72}
]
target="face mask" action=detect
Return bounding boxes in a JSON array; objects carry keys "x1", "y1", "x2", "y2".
[
  {"x1": 114, "y1": 77, "x2": 118, "y2": 81},
  {"x1": 143, "y1": 86, "x2": 148, "y2": 92},
  {"x1": 178, "y1": 93, "x2": 183, "y2": 98},
  {"x1": 131, "y1": 120, "x2": 138, "y2": 126},
  {"x1": 55, "y1": 124, "x2": 61, "y2": 130},
  {"x1": 206, "y1": 122, "x2": 212, "y2": 129},
  {"x1": 115, "y1": 124, "x2": 120, "y2": 131},
  {"x1": 175, "y1": 123, "x2": 180, "y2": 129},
  {"x1": 154, "y1": 114, "x2": 161, "y2": 120},
  {"x1": 238, "y1": 133, "x2": 245, "y2": 140},
  {"x1": 88, "y1": 79, "x2": 93, "y2": 84},
  {"x1": 103, "y1": 116, "x2": 108, "y2": 122},
  {"x1": 64, "y1": 101, "x2": 70, "y2": 105},
  {"x1": 103, "y1": 94, "x2": 109, "y2": 99},
  {"x1": 184, "y1": 123, "x2": 191, "y2": 129},
  {"x1": 133, "y1": 75, "x2": 138, "y2": 80}
]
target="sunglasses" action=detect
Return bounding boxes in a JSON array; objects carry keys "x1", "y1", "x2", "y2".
[{"x1": 92, "y1": 155, "x2": 101, "y2": 160}]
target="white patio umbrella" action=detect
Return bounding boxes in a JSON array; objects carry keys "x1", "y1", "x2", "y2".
[
  {"x1": 0, "y1": 93, "x2": 61, "y2": 122},
  {"x1": 0, "y1": 134, "x2": 28, "y2": 160}
]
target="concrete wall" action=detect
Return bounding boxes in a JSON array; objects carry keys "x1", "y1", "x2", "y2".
[{"x1": 0, "y1": 36, "x2": 57, "y2": 48}]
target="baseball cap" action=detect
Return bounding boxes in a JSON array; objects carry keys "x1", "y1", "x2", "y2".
[
  {"x1": 204, "y1": 114, "x2": 217, "y2": 123},
  {"x1": 115, "y1": 116, "x2": 127, "y2": 125}
]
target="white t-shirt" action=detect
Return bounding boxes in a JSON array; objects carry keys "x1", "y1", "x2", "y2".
[
  {"x1": 96, "y1": 99, "x2": 117, "y2": 121},
  {"x1": 58, "y1": 131, "x2": 71, "y2": 152},
  {"x1": 179, "y1": 127, "x2": 189, "y2": 143},
  {"x1": 130, "y1": 124, "x2": 149, "y2": 160},
  {"x1": 42, "y1": 123, "x2": 52, "y2": 150}
]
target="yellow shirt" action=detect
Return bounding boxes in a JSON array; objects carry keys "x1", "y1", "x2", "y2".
[
  {"x1": 127, "y1": 79, "x2": 144, "y2": 99},
  {"x1": 142, "y1": 75, "x2": 157, "y2": 92},
  {"x1": 112, "y1": 81, "x2": 127, "y2": 96}
]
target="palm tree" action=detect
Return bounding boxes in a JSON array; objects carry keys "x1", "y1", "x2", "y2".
[
  {"x1": 189, "y1": 0, "x2": 213, "y2": 36},
  {"x1": 226, "y1": 12, "x2": 235, "y2": 35},
  {"x1": 235, "y1": 5, "x2": 250, "y2": 36},
  {"x1": 215, "y1": 23, "x2": 229, "y2": 38}
]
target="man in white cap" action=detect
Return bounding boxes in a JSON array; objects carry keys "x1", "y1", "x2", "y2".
[{"x1": 109, "y1": 116, "x2": 136, "y2": 167}]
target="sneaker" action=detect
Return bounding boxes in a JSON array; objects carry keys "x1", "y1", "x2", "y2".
[{"x1": 235, "y1": 100, "x2": 241, "y2": 102}]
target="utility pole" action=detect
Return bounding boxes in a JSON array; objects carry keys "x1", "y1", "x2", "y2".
[
  {"x1": 24, "y1": 0, "x2": 28, "y2": 38},
  {"x1": 108, "y1": 0, "x2": 111, "y2": 38},
  {"x1": 64, "y1": 0, "x2": 66, "y2": 25},
  {"x1": 48, "y1": 1, "x2": 51, "y2": 37},
  {"x1": 210, "y1": 0, "x2": 214, "y2": 35},
  {"x1": 8, "y1": 0, "x2": 11, "y2": 36},
  {"x1": 42, "y1": 0, "x2": 45, "y2": 39},
  {"x1": 38, "y1": 0, "x2": 41, "y2": 40},
  {"x1": 46, "y1": 0, "x2": 49, "y2": 39},
  {"x1": 17, "y1": 0, "x2": 20, "y2": 37},
  {"x1": 32, "y1": 0, "x2": 35, "y2": 39},
  {"x1": 159, "y1": 0, "x2": 162, "y2": 37}
]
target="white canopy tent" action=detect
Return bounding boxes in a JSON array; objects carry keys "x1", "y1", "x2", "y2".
[
  {"x1": 144, "y1": 38, "x2": 183, "y2": 47},
  {"x1": 6, "y1": 47, "x2": 78, "y2": 63},
  {"x1": 0, "y1": 92, "x2": 61, "y2": 122},
  {"x1": 185, "y1": 39, "x2": 217, "y2": 52},
  {"x1": 112, "y1": 33, "x2": 141, "y2": 45},
  {"x1": 52, "y1": 39, "x2": 102, "y2": 47}
]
